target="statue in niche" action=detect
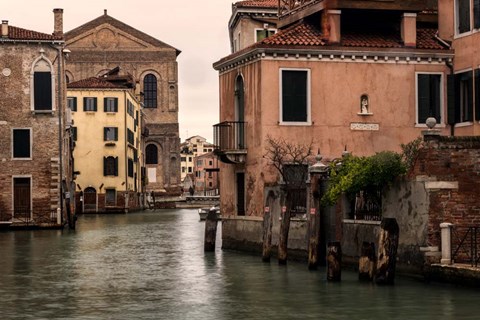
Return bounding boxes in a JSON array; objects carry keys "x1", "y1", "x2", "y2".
[{"x1": 360, "y1": 95, "x2": 369, "y2": 114}]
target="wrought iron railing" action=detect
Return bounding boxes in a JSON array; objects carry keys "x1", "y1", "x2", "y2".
[
  {"x1": 452, "y1": 226, "x2": 480, "y2": 267},
  {"x1": 0, "y1": 209, "x2": 59, "y2": 226},
  {"x1": 213, "y1": 121, "x2": 247, "y2": 151}
]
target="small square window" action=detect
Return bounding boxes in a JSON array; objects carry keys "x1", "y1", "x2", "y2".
[
  {"x1": 104, "y1": 97, "x2": 118, "y2": 112},
  {"x1": 104, "y1": 127, "x2": 118, "y2": 141},
  {"x1": 84, "y1": 97, "x2": 97, "y2": 112},
  {"x1": 67, "y1": 97, "x2": 77, "y2": 111}
]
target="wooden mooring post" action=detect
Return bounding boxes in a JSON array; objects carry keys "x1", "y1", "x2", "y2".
[
  {"x1": 262, "y1": 202, "x2": 274, "y2": 262},
  {"x1": 375, "y1": 218, "x2": 399, "y2": 285},
  {"x1": 204, "y1": 209, "x2": 218, "y2": 252},
  {"x1": 278, "y1": 203, "x2": 291, "y2": 265},
  {"x1": 327, "y1": 241, "x2": 342, "y2": 281},
  {"x1": 359, "y1": 241, "x2": 376, "y2": 281}
]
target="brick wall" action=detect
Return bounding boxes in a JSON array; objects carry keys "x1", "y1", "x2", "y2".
[{"x1": 413, "y1": 136, "x2": 480, "y2": 248}]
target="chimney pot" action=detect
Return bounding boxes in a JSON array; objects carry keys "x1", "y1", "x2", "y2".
[
  {"x1": 53, "y1": 8, "x2": 63, "y2": 38},
  {"x1": 1, "y1": 20, "x2": 8, "y2": 38}
]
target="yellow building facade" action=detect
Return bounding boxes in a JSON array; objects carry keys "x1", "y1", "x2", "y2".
[{"x1": 67, "y1": 77, "x2": 144, "y2": 213}]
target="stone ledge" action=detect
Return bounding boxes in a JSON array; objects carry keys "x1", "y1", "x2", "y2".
[{"x1": 425, "y1": 181, "x2": 458, "y2": 190}]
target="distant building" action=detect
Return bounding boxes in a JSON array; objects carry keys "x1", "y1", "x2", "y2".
[
  {"x1": 180, "y1": 136, "x2": 215, "y2": 184},
  {"x1": 65, "y1": 10, "x2": 181, "y2": 195},
  {"x1": 194, "y1": 152, "x2": 219, "y2": 195},
  {"x1": 0, "y1": 9, "x2": 73, "y2": 227},
  {"x1": 67, "y1": 75, "x2": 144, "y2": 213}
]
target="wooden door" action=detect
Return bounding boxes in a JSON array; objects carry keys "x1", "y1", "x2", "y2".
[{"x1": 14, "y1": 177, "x2": 31, "y2": 219}]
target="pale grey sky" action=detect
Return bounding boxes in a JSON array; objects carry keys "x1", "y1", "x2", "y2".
[{"x1": 0, "y1": 0, "x2": 233, "y2": 142}]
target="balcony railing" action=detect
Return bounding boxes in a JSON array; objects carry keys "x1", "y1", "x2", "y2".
[
  {"x1": 278, "y1": 0, "x2": 321, "y2": 18},
  {"x1": 213, "y1": 121, "x2": 247, "y2": 151}
]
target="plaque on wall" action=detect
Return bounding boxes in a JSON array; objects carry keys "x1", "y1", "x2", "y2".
[{"x1": 350, "y1": 123, "x2": 380, "y2": 131}]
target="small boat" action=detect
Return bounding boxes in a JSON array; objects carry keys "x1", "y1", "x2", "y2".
[{"x1": 198, "y1": 206, "x2": 220, "y2": 221}]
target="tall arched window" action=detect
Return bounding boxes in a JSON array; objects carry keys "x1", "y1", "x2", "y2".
[
  {"x1": 145, "y1": 144, "x2": 158, "y2": 164},
  {"x1": 32, "y1": 56, "x2": 54, "y2": 111},
  {"x1": 144, "y1": 74, "x2": 157, "y2": 108}
]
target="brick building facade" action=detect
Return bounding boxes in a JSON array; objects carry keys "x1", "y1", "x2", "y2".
[
  {"x1": 0, "y1": 10, "x2": 73, "y2": 228},
  {"x1": 64, "y1": 10, "x2": 181, "y2": 194}
]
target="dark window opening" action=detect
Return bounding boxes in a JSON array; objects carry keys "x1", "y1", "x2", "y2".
[
  {"x1": 145, "y1": 144, "x2": 158, "y2": 164},
  {"x1": 13, "y1": 129, "x2": 31, "y2": 159},
  {"x1": 281, "y1": 70, "x2": 308, "y2": 122},
  {"x1": 104, "y1": 97, "x2": 118, "y2": 112},
  {"x1": 104, "y1": 156, "x2": 118, "y2": 176},
  {"x1": 144, "y1": 74, "x2": 157, "y2": 108},
  {"x1": 104, "y1": 127, "x2": 118, "y2": 141},
  {"x1": 34, "y1": 72, "x2": 52, "y2": 111},
  {"x1": 67, "y1": 97, "x2": 77, "y2": 111},
  {"x1": 83, "y1": 97, "x2": 97, "y2": 112},
  {"x1": 417, "y1": 74, "x2": 442, "y2": 124}
]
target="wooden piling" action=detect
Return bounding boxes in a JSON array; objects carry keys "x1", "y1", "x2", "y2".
[
  {"x1": 204, "y1": 209, "x2": 218, "y2": 252},
  {"x1": 375, "y1": 218, "x2": 399, "y2": 285},
  {"x1": 278, "y1": 204, "x2": 291, "y2": 265},
  {"x1": 359, "y1": 241, "x2": 376, "y2": 281},
  {"x1": 262, "y1": 195, "x2": 274, "y2": 262},
  {"x1": 307, "y1": 174, "x2": 321, "y2": 269},
  {"x1": 327, "y1": 241, "x2": 342, "y2": 281}
]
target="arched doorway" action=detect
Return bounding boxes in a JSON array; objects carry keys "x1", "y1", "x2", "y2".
[{"x1": 83, "y1": 187, "x2": 97, "y2": 213}]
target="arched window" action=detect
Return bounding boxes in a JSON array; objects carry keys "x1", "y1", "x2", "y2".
[
  {"x1": 143, "y1": 74, "x2": 157, "y2": 108},
  {"x1": 32, "y1": 56, "x2": 54, "y2": 111},
  {"x1": 145, "y1": 144, "x2": 158, "y2": 164},
  {"x1": 103, "y1": 156, "x2": 118, "y2": 176}
]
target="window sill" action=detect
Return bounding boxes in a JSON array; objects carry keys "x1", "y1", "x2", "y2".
[
  {"x1": 85, "y1": 111, "x2": 96, "y2": 115},
  {"x1": 455, "y1": 121, "x2": 474, "y2": 128},
  {"x1": 415, "y1": 123, "x2": 446, "y2": 128},
  {"x1": 12, "y1": 158, "x2": 32, "y2": 160},
  {"x1": 454, "y1": 29, "x2": 478, "y2": 40},
  {"x1": 32, "y1": 110, "x2": 54, "y2": 115},
  {"x1": 105, "y1": 112, "x2": 117, "y2": 115},
  {"x1": 357, "y1": 112, "x2": 373, "y2": 116},
  {"x1": 279, "y1": 121, "x2": 312, "y2": 126},
  {"x1": 343, "y1": 219, "x2": 381, "y2": 225}
]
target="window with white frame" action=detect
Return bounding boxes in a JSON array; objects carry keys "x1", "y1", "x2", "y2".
[
  {"x1": 456, "y1": 0, "x2": 480, "y2": 35},
  {"x1": 416, "y1": 73, "x2": 443, "y2": 125},
  {"x1": 12, "y1": 129, "x2": 31, "y2": 159},
  {"x1": 280, "y1": 69, "x2": 310, "y2": 124}
]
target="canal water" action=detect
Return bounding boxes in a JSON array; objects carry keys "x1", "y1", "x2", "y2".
[{"x1": 0, "y1": 209, "x2": 479, "y2": 320}]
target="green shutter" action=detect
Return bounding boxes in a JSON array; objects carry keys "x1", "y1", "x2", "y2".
[
  {"x1": 83, "y1": 97, "x2": 87, "y2": 111},
  {"x1": 114, "y1": 98, "x2": 118, "y2": 112},
  {"x1": 417, "y1": 74, "x2": 430, "y2": 124},
  {"x1": 93, "y1": 98, "x2": 98, "y2": 111},
  {"x1": 475, "y1": 69, "x2": 480, "y2": 121},
  {"x1": 114, "y1": 128, "x2": 118, "y2": 141},
  {"x1": 465, "y1": 71, "x2": 474, "y2": 122},
  {"x1": 103, "y1": 157, "x2": 107, "y2": 176},
  {"x1": 447, "y1": 74, "x2": 457, "y2": 125},
  {"x1": 103, "y1": 128, "x2": 108, "y2": 141},
  {"x1": 103, "y1": 97, "x2": 108, "y2": 112},
  {"x1": 475, "y1": 0, "x2": 480, "y2": 29}
]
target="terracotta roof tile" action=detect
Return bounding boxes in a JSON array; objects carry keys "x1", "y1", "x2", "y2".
[
  {"x1": 235, "y1": 0, "x2": 278, "y2": 8},
  {"x1": 67, "y1": 77, "x2": 126, "y2": 89},
  {"x1": 262, "y1": 23, "x2": 325, "y2": 46},
  {"x1": 261, "y1": 22, "x2": 447, "y2": 50},
  {"x1": 6, "y1": 26, "x2": 60, "y2": 41}
]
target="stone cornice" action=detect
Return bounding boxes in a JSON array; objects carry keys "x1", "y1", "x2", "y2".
[{"x1": 213, "y1": 46, "x2": 455, "y2": 73}]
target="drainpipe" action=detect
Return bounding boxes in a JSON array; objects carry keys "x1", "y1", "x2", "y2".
[
  {"x1": 446, "y1": 59, "x2": 455, "y2": 137},
  {"x1": 125, "y1": 91, "x2": 128, "y2": 212}
]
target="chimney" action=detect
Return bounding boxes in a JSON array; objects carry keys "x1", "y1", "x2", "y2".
[
  {"x1": 401, "y1": 13, "x2": 417, "y2": 48},
  {"x1": 327, "y1": 10, "x2": 341, "y2": 44},
  {"x1": 437, "y1": 0, "x2": 454, "y2": 41},
  {"x1": 53, "y1": 8, "x2": 63, "y2": 38},
  {"x1": 1, "y1": 20, "x2": 8, "y2": 38}
]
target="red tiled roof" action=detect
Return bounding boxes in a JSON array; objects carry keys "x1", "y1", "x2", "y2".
[
  {"x1": 67, "y1": 77, "x2": 125, "y2": 89},
  {"x1": 6, "y1": 26, "x2": 60, "y2": 41},
  {"x1": 261, "y1": 22, "x2": 447, "y2": 50},
  {"x1": 235, "y1": 0, "x2": 278, "y2": 8}
]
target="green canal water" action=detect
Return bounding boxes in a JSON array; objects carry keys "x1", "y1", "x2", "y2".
[{"x1": 0, "y1": 209, "x2": 479, "y2": 320}]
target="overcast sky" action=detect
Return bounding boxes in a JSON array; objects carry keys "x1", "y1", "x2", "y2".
[{"x1": 0, "y1": 0, "x2": 233, "y2": 142}]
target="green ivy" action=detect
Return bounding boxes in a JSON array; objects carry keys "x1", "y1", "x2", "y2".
[{"x1": 321, "y1": 151, "x2": 406, "y2": 206}]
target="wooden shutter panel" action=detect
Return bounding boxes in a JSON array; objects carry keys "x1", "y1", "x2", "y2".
[
  {"x1": 475, "y1": 0, "x2": 480, "y2": 29},
  {"x1": 465, "y1": 71, "x2": 474, "y2": 122},
  {"x1": 417, "y1": 74, "x2": 430, "y2": 124},
  {"x1": 104, "y1": 98, "x2": 108, "y2": 112},
  {"x1": 114, "y1": 128, "x2": 118, "y2": 141},
  {"x1": 447, "y1": 74, "x2": 457, "y2": 125},
  {"x1": 93, "y1": 98, "x2": 98, "y2": 111},
  {"x1": 34, "y1": 72, "x2": 52, "y2": 110},
  {"x1": 72, "y1": 97, "x2": 77, "y2": 111},
  {"x1": 476, "y1": 69, "x2": 480, "y2": 121},
  {"x1": 103, "y1": 157, "x2": 107, "y2": 176},
  {"x1": 83, "y1": 97, "x2": 88, "y2": 111},
  {"x1": 114, "y1": 157, "x2": 119, "y2": 176},
  {"x1": 103, "y1": 128, "x2": 108, "y2": 141},
  {"x1": 114, "y1": 98, "x2": 118, "y2": 112}
]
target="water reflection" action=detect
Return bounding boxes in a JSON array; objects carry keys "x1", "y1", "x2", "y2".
[{"x1": 0, "y1": 209, "x2": 479, "y2": 319}]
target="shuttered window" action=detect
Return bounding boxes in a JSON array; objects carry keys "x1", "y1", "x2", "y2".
[
  {"x1": 128, "y1": 158, "x2": 134, "y2": 178},
  {"x1": 127, "y1": 129, "x2": 134, "y2": 145},
  {"x1": 145, "y1": 144, "x2": 158, "y2": 164},
  {"x1": 104, "y1": 127, "x2": 118, "y2": 141},
  {"x1": 67, "y1": 97, "x2": 77, "y2": 111},
  {"x1": 104, "y1": 156, "x2": 118, "y2": 176},
  {"x1": 13, "y1": 129, "x2": 31, "y2": 159},
  {"x1": 475, "y1": 0, "x2": 480, "y2": 28},
  {"x1": 448, "y1": 71, "x2": 474, "y2": 124},
  {"x1": 417, "y1": 74, "x2": 442, "y2": 125},
  {"x1": 83, "y1": 97, "x2": 97, "y2": 112},
  {"x1": 34, "y1": 72, "x2": 52, "y2": 111},
  {"x1": 281, "y1": 69, "x2": 309, "y2": 123},
  {"x1": 475, "y1": 69, "x2": 480, "y2": 121},
  {"x1": 104, "y1": 97, "x2": 118, "y2": 112}
]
